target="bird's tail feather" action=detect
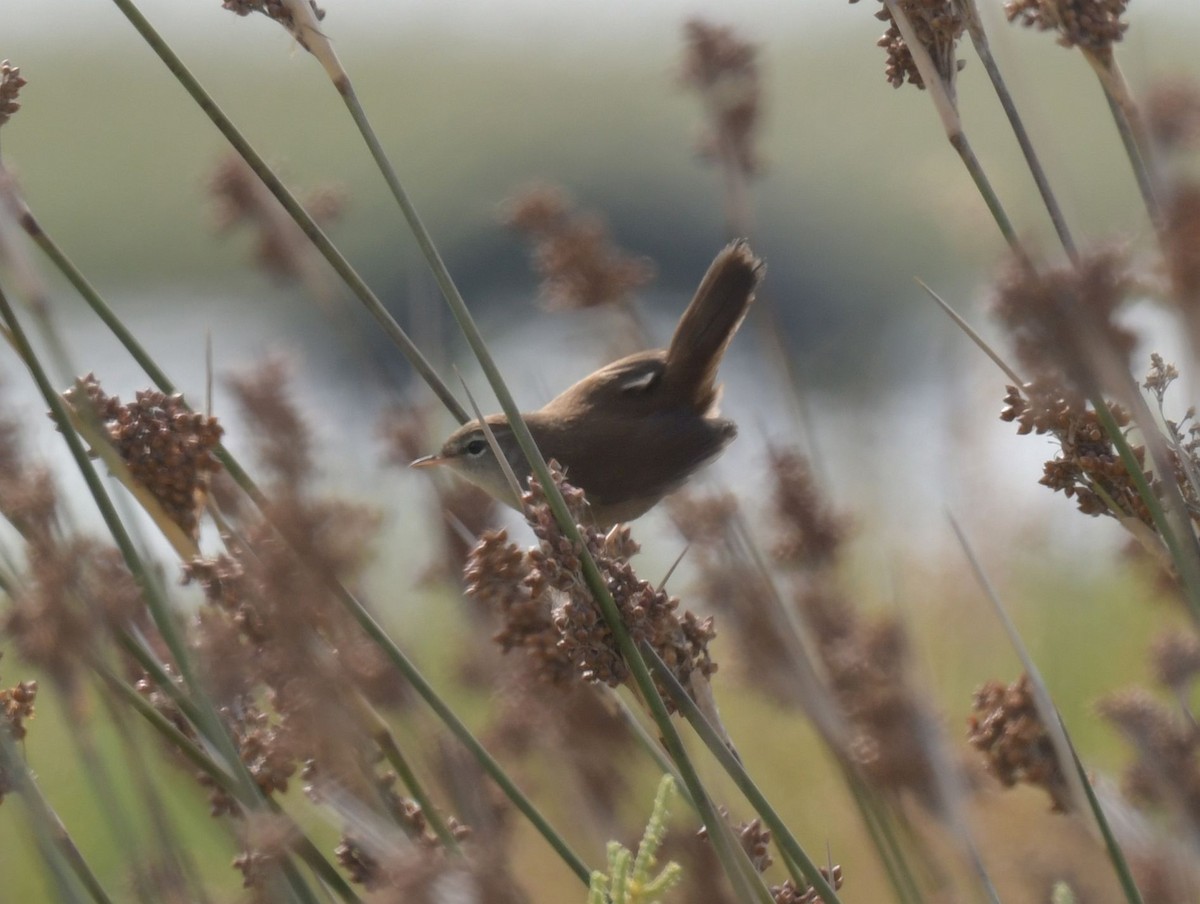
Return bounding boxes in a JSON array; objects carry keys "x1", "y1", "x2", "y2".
[{"x1": 665, "y1": 239, "x2": 764, "y2": 411}]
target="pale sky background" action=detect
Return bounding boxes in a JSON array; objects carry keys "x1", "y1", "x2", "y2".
[
  {"x1": 8, "y1": 0, "x2": 1197, "y2": 40},
  {"x1": 12, "y1": 0, "x2": 843, "y2": 40}
]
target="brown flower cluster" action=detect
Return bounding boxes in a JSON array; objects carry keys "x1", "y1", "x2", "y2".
[
  {"x1": 134, "y1": 665, "x2": 295, "y2": 821},
  {"x1": 736, "y1": 818, "x2": 773, "y2": 873},
  {"x1": 1005, "y1": 0, "x2": 1129, "y2": 53},
  {"x1": 332, "y1": 772, "x2": 471, "y2": 888},
  {"x1": 1097, "y1": 631, "x2": 1200, "y2": 834},
  {"x1": 465, "y1": 529, "x2": 575, "y2": 686},
  {"x1": 481, "y1": 664, "x2": 636, "y2": 829},
  {"x1": 1151, "y1": 629, "x2": 1200, "y2": 697},
  {"x1": 0, "y1": 662, "x2": 37, "y2": 806},
  {"x1": 160, "y1": 362, "x2": 394, "y2": 823},
  {"x1": 769, "y1": 448, "x2": 850, "y2": 567},
  {"x1": 993, "y1": 249, "x2": 1137, "y2": 394},
  {"x1": 1001, "y1": 381, "x2": 1151, "y2": 522},
  {"x1": 681, "y1": 19, "x2": 762, "y2": 176},
  {"x1": 807, "y1": 592, "x2": 941, "y2": 802},
  {"x1": 770, "y1": 866, "x2": 845, "y2": 904},
  {"x1": 1097, "y1": 689, "x2": 1200, "y2": 825},
  {"x1": 0, "y1": 402, "x2": 56, "y2": 545},
  {"x1": 64, "y1": 376, "x2": 224, "y2": 539},
  {"x1": 5, "y1": 540, "x2": 144, "y2": 694},
  {"x1": 133, "y1": 667, "x2": 245, "y2": 816},
  {"x1": 209, "y1": 152, "x2": 344, "y2": 287},
  {"x1": 221, "y1": 0, "x2": 325, "y2": 25},
  {"x1": 502, "y1": 184, "x2": 655, "y2": 312},
  {"x1": 0, "y1": 60, "x2": 26, "y2": 129},
  {"x1": 1145, "y1": 78, "x2": 1200, "y2": 152},
  {"x1": 696, "y1": 815, "x2": 843, "y2": 902},
  {"x1": 231, "y1": 812, "x2": 297, "y2": 889},
  {"x1": 0, "y1": 674, "x2": 36, "y2": 744},
  {"x1": 851, "y1": 0, "x2": 966, "y2": 91},
  {"x1": 0, "y1": 392, "x2": 146, "y2": 693},
  {"x1": 1164, "y1": 183, "x2": 1200, "y2": 311},
  {"x1": 765, "y1": 448, "x2": 938, "y2": 802},
  {"x1": 673, "y1": 446, "x2": 939, "y2": 804},
  {"x1": 674, "y1": 805, "x2": 843, "y2": 904},
  {"x1": 968, "y1": 674, "x2": 1071, "y2": 811},
  {"x1": 667, "y1": 489, "x2": 798, "y2": 701},
  {"x1": 465, "y1": 463, "x2": 716, "y2": 708},
  {"x1": 331, "y1": 850, "x2": 526, "y2": 904}
]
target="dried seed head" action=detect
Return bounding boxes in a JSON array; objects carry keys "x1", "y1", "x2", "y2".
[
  {"x1": 209, "y1": 153, "x2": 345, "y2": 287},
  {"x1": 1005, "y1": 0, "x2": 1129, "y2": 55},
  {"x1": 63, "y1": 376, "x2": 224, "y2": 539},
  {"x1": 224, "y1": 358, "x2": 311, "y2": 485},
  {"x1": 770, "y1": 866, "x2": 845, "y2": 904},
  {"x1": 502, "y1": 184, "x2": 655, "y2": 311},
  {"x1": 232, "y1": 812, "x2": 298, "y2": 888},
  {"x1": 993, "y1": 248, "x2": 1137, "y2": 394},
  {"x1": 0, "y1": 61, "x2": 26, "y2": 129},
  {"x1": 1142, "y1": 353, "x2": 1179, "y2": 399},
  {"x1": 0, "y1": 662, "x2": 37, "y2": 745},
  {"x1": 769, "y1": 448, "x2": 850, "y2": 568},
  {"x1": 1164, "y1": 183, "x2": 1200, "y2": 311},
  {"x1": 1144, "y1": 78, "x2": 1200, "y2": 152},
  {"x1": 1151, "y1": 630, "x2": 1200, "y2": 695},
  {"x1": 466, "y1": 463, "x2": 717, "y2": 707},
  {"x1": 737, "y1": 818, "x2": 773, "y2": 873},
  {"x1": 1000, "y1": 375, "x2": 1156, "y2": 526},
  {"x1": 682, "y1": 19, "x2": 763, "y2": 176},
  {"x1": 464, "y1": 528, "x2": 576, "y2": 686},
  {"x1": 968, "y1": 673, "x2": 1071, "y2": 811},
  {"x1": 1098, "y1": 688, "x2": 1200, "y2": 823},
  {"x1": 851, "y1": 1, "x2": 966, "y2": 92},
  {"x1": 221, "y1": 0, "x2": 325, "y2": 26}
]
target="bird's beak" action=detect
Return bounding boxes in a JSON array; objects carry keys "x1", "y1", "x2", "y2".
[{"x1": 410, "y1": 454, "x2": 446, "y2": 469}]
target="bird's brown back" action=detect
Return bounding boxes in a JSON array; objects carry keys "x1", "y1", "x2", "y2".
[
  {"x1": 525, "y1": 239, "x2": 762, "y2": 521},
  {"x1": 523, "y1": 407, "x2": 736, "y2": 522}
]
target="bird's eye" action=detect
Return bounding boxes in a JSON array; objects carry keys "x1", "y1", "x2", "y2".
[{"x1": 465, "y1": 438, "x2": 488, "y2": 457}]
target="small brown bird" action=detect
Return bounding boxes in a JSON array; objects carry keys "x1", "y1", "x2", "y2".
[{"x1": 412, "y1": 240, "x2": 764, "y2": 525}]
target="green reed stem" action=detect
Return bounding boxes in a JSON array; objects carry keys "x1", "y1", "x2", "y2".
[
  {"x1": 316, "y1": 28, "x2": 780, "y2": 903},
  {"x1": 315, "y1": 574, "x2": 593, "y2": 885},
  {"x1": 0, "y1": 283, "x2": 264, "y2": 804},
  {"x1": 949, "y1": 514, "x2": 1145, "y2": 904},
  {"x1": 99, "y1": 13, "x2": 722, "y2": 875},
  {"x1": 370, "y1": 720, "x2": 462, "y2": 852},
  {"x1": 112, "y1": 634, "x2": 345, "y2": 902},
  {"x1": 0, "y1": 292, "x2": 336, "y2": 904},
  {"x1": 882, "y1": 0, "x2": 1031, "y2": 270},
  {"x1": 22, "y1": 201, "x2": 585, "y2": 886},
  {"x1": 92, "y1": 5, "x2": 812, "y2": 897},
  {"x1": 107, "y1": 0, "x2": 467, "y2": 425},
  {"x1": 430, "y1": 249, "x2": 772, "y2": 899},
  {"x1": 843, "y1": 774, "x2": 924, "y2": 904},
  {"x1": 1084, "y1": 51, "x2": 1161, "y2": 230},
  {"x1": 612, "y1": 692, "x2": 776, "y2": 904},
  {"x1": 644, "y1": 646, "x2": 844, "y2": 903},
  {"x1": 956, "y1": 0, "x2": 1078, "y2": 264},
  {"x1": 1091, "y1": 392, "x2": 1200, "y2": 625},
  {"x1": 96, "y1": 665, "x2": 363, "y2": 904},
  {"x1": 0, "y1": 727, "x2": 115, "y2": 904},
  {"x1": 1067, "y1": 736, "x2": 1145, "y2": 904}
]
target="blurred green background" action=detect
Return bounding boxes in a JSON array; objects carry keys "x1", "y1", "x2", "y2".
[{"x1": 4, "y1": 0, "x2": 1200, "y2": 900}]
